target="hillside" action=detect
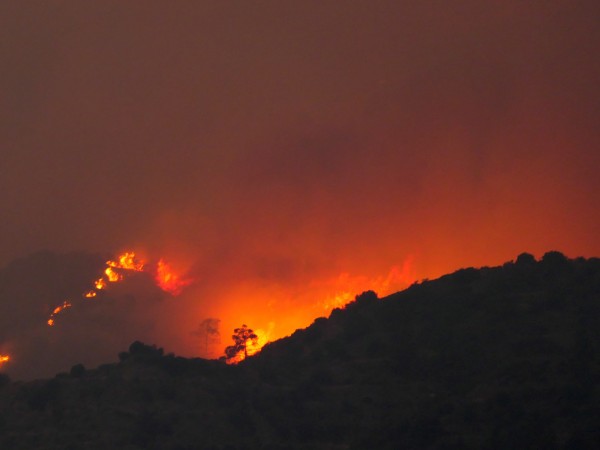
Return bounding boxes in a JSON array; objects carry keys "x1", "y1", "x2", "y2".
[{"x1": 0, "y1": 251, "x2": 598, "y2": 449}]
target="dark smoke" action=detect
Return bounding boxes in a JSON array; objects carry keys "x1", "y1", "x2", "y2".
[{"x1": 0, "y1": 251, "x2": 171, "y2": 380}]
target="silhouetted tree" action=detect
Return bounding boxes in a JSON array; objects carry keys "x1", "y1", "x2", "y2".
[
  {"x1": 225, "y1": 324, "x2": 258, "y2": 361},
  {"x1": 354, "y1": 290, "x2": 378, "y2": 306},
  {"x1": 515, "y1": 252, "x2": 536, "y2": 266},
  {"x1": 542, "y1": 250, "x2": 568, "y2": 265},
  {"x1": 192, "y1": 318, "x2": 221, "y2": 355},
  {"x1": 70, "y1": 363, "x2": 85, "y2": 378},
  {"x1": 128, "y1": 341, "x2": 164, "y2": 361}
]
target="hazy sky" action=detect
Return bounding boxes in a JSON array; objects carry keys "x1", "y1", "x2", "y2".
[{"x1": 1, "y1": 1, "x2": 599, "y2": 378}]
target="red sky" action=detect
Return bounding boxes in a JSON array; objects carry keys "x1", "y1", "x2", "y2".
[{"x1": 1, "y1": 1, "x2": 599, "y2": 377}]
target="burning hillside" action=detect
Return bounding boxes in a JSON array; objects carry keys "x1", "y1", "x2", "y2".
[
  {"x1": 0, "y1": 252, "x2": 598, "y2": 450},
  {"x1": 46, "y1": 252, "x2": 193, "y2": 327},
  {"x1": 0, "y1": 248, "x2": 416, "y2": 379}
]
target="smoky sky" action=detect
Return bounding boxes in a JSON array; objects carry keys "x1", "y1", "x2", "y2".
[{"x1": 1, "y1": 1, "x2": 599, "y2": 378}]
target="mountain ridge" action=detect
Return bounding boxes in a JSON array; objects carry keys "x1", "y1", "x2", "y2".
[{"x1": 0, "y1": 251, "x2": 598, "y2": 449}]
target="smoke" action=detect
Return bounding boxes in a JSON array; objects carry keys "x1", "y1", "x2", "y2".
[
  {"x1": 0, "y1": 1, "x2": 599, "y2": 377},
  {"x1": 0, "y1": 251, "x2": 173, "y2": 379}
]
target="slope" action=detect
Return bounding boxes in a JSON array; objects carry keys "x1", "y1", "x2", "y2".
[{"x1": 0, "y1": 251, "x2": 598, "y2": 449}]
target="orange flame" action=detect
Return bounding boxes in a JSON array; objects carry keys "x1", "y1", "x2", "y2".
[
  {"x1": 95, "y1": 277, "x2": 106, "y2": 290},
  {"x1": 318, "y1": 259, "x2": 415, "y2": 311},
  {"x1": 227, "y1": 324, "x2": 274, "y2": 364},
  {"x1": 48, "y1": 251, "x2": 195, "y2": 327},
  {"x1": 0, "y1": 355, "x2": 9, "y2": 367},
  {"x1": 47, "y1": 300, "x2": 72, "y2": 326},
  {"x1": 245, "y1": 324, "x2": 273, "y2": 357},
  {"x1": 107, "y1": 252, "x2": 145, "y2": 271},
  {"x1": 104, "y1": 267, "x2": 122, "y2": 283},
  {"x1": 155, "y1": 259, "x2": 193, "y2": 295}
]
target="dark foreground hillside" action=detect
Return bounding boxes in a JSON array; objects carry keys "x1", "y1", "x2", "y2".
[{"x1": 0, "y1": 252, "x2": 598, "y2": 449}]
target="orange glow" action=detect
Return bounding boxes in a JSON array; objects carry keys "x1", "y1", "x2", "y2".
[
  {"x1": 104, "y1": 267, "x2": 122, "y2": 283},
  {"x1": 47, "y1": 300, "x2": 72, "y2": 327},
  {"x1": 155, "y1": 259, "x2": 193, "y2": 295},
  {"x1": 95, "y1": 277, "x2": 106, "y2": 290},
  {"x1": 245, "y1": 324, "x2": 273, "y2": 357},
  {"x1": 316, "y1": 259, "x2": 415, "y2": 311},
  {"x1": 46, "y1": 250, "x2": 196, "y2": 328},
  {"x1": 107, "y1": 252, "x2": 145, "y2": 271},
  {"x1": 89, "y1": 251, "x2": 145, "y2": 292},
  {"x1": 42, "y1": 246, "x2": 415, "y2": 365},
  {"x1": 223, "y1": 324, "x2": 274, "y2": 364},
  {"x1": 208, "y1": 258, "x2": 416, "y2": 362},
  {"x1": 0, "y1": 355, "x2": 9, "y2": 366},
  {"x1": 2, "y1": 0, "x2": 599, "y2": 382}
]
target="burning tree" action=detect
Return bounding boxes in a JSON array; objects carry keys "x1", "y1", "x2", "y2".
[{"x1": 225, "y1": 324, "x2": 258, "y2": 362}]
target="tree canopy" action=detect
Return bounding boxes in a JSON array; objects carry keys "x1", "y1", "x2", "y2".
[{"x1": 225, "y1": 324, "x2": 258, "y2": 362}]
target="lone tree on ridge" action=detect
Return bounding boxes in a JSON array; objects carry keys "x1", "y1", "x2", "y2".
[{"x1": 225, "y1": 324, "x2": 258, "y2": 361}]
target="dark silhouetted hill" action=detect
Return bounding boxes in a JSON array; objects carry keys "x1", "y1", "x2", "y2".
[
  {"x1": 0, "y1": 251, "x2": 598, "y2": 449},
  {"x1": 0, "y1": 250, "x2": 171, "y2": 379}
]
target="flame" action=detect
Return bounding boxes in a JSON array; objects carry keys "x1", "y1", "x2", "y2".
[
  {"x1": 104, "y1": 267, "x2": 122, "y2": 282},
  {"x1": 107, "y1": 252, "x2": 145, "y2": 271},
  {"x1": 226, "y1": 323, "x2": 274, "y2": 364},
  {"x1": 155, "y1": 259, "x2": 193, "y2": 295},
  {"x1": 226, "y1": 352, "x2": 245, "y2": 364},
  {"x1": 47, "y1": 300, "x2": 72, "y2": 327},
  {"x1": 207, "y1": 256, "x2": 417, "y2": 364},
  {"x1": 245, "y1": 324, "x2": 273, "y2": 357},
  {"x1": 322, "y1": 290, "x2": 354, "y2": 311},
  {"x1": 47, "y1": 251, "x2": 145, "y2": 326},
  {"x1": 317, "y1": 259, "x2": 415, "y2": 311},
  {"x1": 95, "y1": 278, "x2": 106, "y2": 290},
  {"x1": 47, "y1": 251, "x2": 195, "y2": 327},
  {"x1": 0, "y1": 355, "x2": 9, "y2": 367}
]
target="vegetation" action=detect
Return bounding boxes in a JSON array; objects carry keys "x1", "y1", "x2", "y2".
[
  {"x1": 224, "y1": 324, "x2": 258, "y2": 361},
  {"x1": 192, "y1": 318, "x2": 221, "y2": 356},
  {"x1": 0, "y1": 251, "x2": 598, "y2": 449}
]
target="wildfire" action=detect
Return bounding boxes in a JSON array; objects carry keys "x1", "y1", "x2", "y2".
[
  {"x1": 0, "y1": 355, "x2": 9, "y2": 367},
  {"x1": 95, "y1": 277, "x2": 106, "y2": 290},
  {"x1": 107, "y1": 252, "x2": 145, "y2": 271},
  {"x1": 46, "y1": 251, "x2": 147, "y2": 327},
  {"x1": 91, "y1": 252, "x2": 146, "y2": 293},
  {"x1": 226, "y1": 324, "x2": 274, "y2": 364},
  {"x1": 47, "y1": 251, "x2": 194, "y2": 327},
  {"x1": 217, "y1": 258, "x2": 416, "y2": 362},
  {"x1": 104, "y1": 267, "x2": 122, "y2": 282},
  {"x1": 318, "y1": 259, "x2": 415, "y2": 311},
  {"x1": 40, "y1": 246, "x2": 415, "y2": 374},
  {"x1": 155, "y1": 259, "x2": 193, "y2": 296},
  {"x1": 245, "y1": 325, "x2": 273, "y2": 357},
  {"x1": 47, "y1": 300, "x2": 72, "y2": 326}
]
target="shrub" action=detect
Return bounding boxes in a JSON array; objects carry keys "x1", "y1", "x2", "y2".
[{"x1": 70, "y1": 363, "x2": 85, "y2": 378}]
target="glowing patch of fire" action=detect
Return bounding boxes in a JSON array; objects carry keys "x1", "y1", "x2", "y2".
[
  {"x1": 107, "y1": 252, "x2": 145, "y2": 271},
  {"x1": 155, "y1": 259, "x2": 193, "y2": 295},
  {"x1": 47, "y1": 251, "x2": 147, "y2": 326},
  {"x1": 47, "y1": 251, "x2": 192, "y2": 327},
  {"x1": 95, "y1": 278, "x2": 106, "y2": 290},
  {"x1": 47, "y1": 300, "x2": 72, "y2": 326},
  {"x1": 227, "y1": 325, "x2": 273, "y2": 364}
]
